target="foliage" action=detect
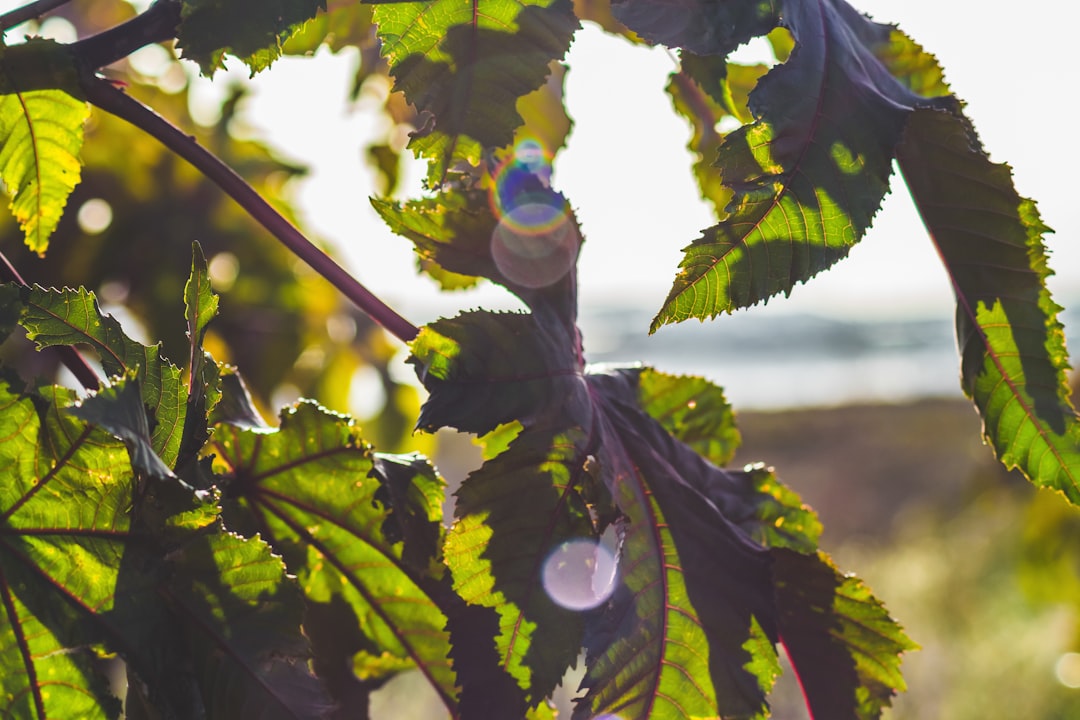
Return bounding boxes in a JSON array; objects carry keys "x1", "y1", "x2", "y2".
[{"x1": 0, "y1": 0, "x2": 1075, "y2": 718}]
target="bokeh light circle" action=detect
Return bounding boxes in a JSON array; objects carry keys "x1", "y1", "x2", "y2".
[
  {"x1": 541, "y1": 538, "x2": 617, "y2": 611},
  {"x1": 491, "y1": 207, "x2": 578, "y2": 288}
]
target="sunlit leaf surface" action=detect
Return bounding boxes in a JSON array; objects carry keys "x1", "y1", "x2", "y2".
[
  {"x1": 0, "y1": 39, "x2": 87, "y2": 254},
  {"x1": 897, "y1": 106, "x2": 1080, "y2": 502},
  {"x1": 177, "y1": 0, "x2": 326, "y2": 74},
  {"x1": 212, "y1": 401, "x2": 458, "y2": 712},
  {"x1": 651, "y1": 2, "x2": 949, "y2": 329},
  {"x1": 383, "y1": 159, "x2": 913, "y2": 717},
  {"x1": 373, "y1": 0, "x2": 578, "y2": 184},
  {"x1": 18, "y1": 285, "x2": 187, "y2": 470}
]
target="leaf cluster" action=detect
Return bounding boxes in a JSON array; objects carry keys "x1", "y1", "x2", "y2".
[{"x1": 0, "y1": 0, "x2": 1077, "y2": 718}]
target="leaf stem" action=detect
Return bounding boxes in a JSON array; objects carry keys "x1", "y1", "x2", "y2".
[
  {"x1": 0, "y1": 0, "x2": 72, "y2": 32},
  {"x1": 81, "y1": 76, "x2": 420, "y2": 343},
  {"x1": 0, "y1": 250, "x2": 101, "y2": 391}
]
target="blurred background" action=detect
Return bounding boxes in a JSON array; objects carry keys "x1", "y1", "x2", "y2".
[{"x1": 2, "y1": 0, "x2": 1079, "y2": 717}]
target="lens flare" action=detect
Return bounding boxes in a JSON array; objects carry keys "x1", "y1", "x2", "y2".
[
  {"x1": 488, "y1": 138, "x2": 578, "y2": 287},
  {"x1": 491, "y1": 209, "x2": 578, "y2": 288},
  {"x1": 541, "y1": 538, "x2": 617, "y2": 611}
]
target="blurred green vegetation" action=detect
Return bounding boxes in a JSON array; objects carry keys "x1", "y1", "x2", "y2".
[
  {"x1": 736, "y1": 399, "x2": 1080, "y2": 719},
  {"x1": 0, "y1": 0, "x2": 424, "y2": 455}
]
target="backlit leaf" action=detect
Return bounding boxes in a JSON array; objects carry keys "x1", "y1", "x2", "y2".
[
  {"x1": 392, "y1": 157, "x2": 911, "y2": 717},
  {"x1": 666, "y1": 56, "x2": 767, "y2": 215},
  {"x1": 773, "y1": 549, "x2": 917, "y2": 719},
  {"x1": 162, "y1": 529, "x2": 330, "y2": 719},
  {"x1": 373, "y1": 0, "x2": 578, "y2": 185},
  {"x1": 0, "y1": 39, "x2": 87, "y2": 254},
  {"x1": 212, "y1": 401, "x2": 458, "y2": 712},
  {"x1": 897, "y1": 106, "x2": 1080, "y2": 501},
  {"x1": 68, "y1": 371, "x2": 176, "y2": 480},
  {"x1": 18, "y1": 285, "x2": 187, "y2": 470},
  {"x1": 636, "y1": 366, "x2": 740, "y2": 465},
  {"x1": 400, "y1": 171, "x2": 780, "y2": 718},
  {"x1": 0, "y1": 380, "x2": 130, "y2": 719},
  {"x1": 177, "y1": 0, "x2": 327, "y2": 75},
  {"x1": 652, "y1": 1, "x2": 950, "y2": 330}
]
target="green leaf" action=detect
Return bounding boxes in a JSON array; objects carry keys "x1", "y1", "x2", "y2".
[
  {"x1": 445, "y1": 423, "x2": 594, "y2": 706},
  {"x1": 651, "y1": 1, "x2": 949, "y2": 330},
  {"x1": 373, "y1": 180, "x2": 581, "y2": 319},
  {"x1": 373, "y1": 0, "x2": 578, "y2": 185},
  {"x1": 161, "y1": 529, "x2": 329, "y2": 719},
  {"x1": 409, "y1": 311, "x2": 573, "y2": 436},
  {"x1": 18, "y1": 285, "x2": 188, "y2": 470},
  {"x1": 636, "y1": 367, "x2": 740, "y2": 465},
  {"x1": 896, "y1": 106, "x2": 1080, "y2": 501},
  {"x1": 181, "y1": 243, "x2": 221, "y2": 464},
  {"x1": 68, "y1": 371, "x2": 177, "y2": 480},
  {"x1": 177, "y1": 0, "x2": 327, "y2": 75},
  {"x1": 387, "y1": 155, "x2": 910, "y2": 718},
  {"x1": 282, "y1": 2, "x2": 374, "y2": 56},
  {"x1": 0, "y1": 373, "x2": 323, "y2": 718},
  {"x1": 0, "y1": 380, "x2": 129, "y2": 719},
  {"x1": 395, "y1": 163, "x2": 780, "y2": 718},
  {"x1": 666, "y1": 56, "x2": 768, "y2": 215},
  {"x1": 0, "y1": 39, "x2": 88, "y2": 254},
  {"x1": 212, "y1": 401, "x2": 457, "y2": 712},
  {"x1": 773, "y1": 549, "x2": 917, "y2": 720}
]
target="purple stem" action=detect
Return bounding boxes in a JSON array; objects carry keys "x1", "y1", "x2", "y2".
[
  {"x1": 81, "y1": 76, "x2": 419, "y2": 343},
  {"x1": 0, "y1": 0, "x2": 72, "y2": 31}
]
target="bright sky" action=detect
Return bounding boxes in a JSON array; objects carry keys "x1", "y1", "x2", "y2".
[
  {"x1": 222, "y1": 0, "x2": 1080, "y2": 328},
  {"x1": 5, "y1": 1, "x2": 1078, "y2": 330}
]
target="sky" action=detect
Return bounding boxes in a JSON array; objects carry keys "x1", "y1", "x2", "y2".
[{"x1": 4, "y1": 0, "x2": 1078, "y2": 331}]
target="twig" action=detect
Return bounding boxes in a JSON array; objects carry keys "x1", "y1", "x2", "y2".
[
  {"x1": 81, "y1": 76, "x2": 420, "y2": 343},
  {"x1": 0, "y1": 0, "x2": 72, "y2": 32},
  {"x1": 0, "y1": 250, "x2": 101, "y2": 391},
  {"x1": 70, "y1": 0, "x2": 181, "y2": 72}
]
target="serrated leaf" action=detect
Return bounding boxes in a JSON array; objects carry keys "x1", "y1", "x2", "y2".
[
  {"x1": 667, "y1": 56, "x2": 768, "y2": 215},
  {"x1": 212, "y1": 401, "x2": 457, "y2": 712},
  {"x1": 373, "y1": 179, "x2": 581, "y2": 319},
  {"x1": 69, "y1": 371, "x2": 176, "y2": 480},
  {"x1": 0, "y1": 374, "x2": 323, "y2": 718},
  {"x1": 652, "y1": 1, "x2": 950, "y2": 330},
  {"x1": 163, "y1": 530, "x2": 330, "y2": 719},
  {"x1": 409, "y1": 311, "x2": 574, "y2": 436},
  {"x1": 181, "y1": 243, "x2": 221, "y2": 465},
  {"x1": 896, "y1": 106, "x2": 1080, "y2": 502},
  {"x1": 0, "y1": 380, "x2": 130, "y2": 719},
  {"x1": 282, "y1": 2, "x2": 374, "y2": 56},
  {"x1": 18, "y1": 285, "x2": 188, "y2": 469},
  {"x1": 635, "y1": 366, "x2": 740, "y2": 465},
  {"x1": 373, "y1": 0, "x2": 578, "y2": 185},
  {"x1": 393, "y1": 165, "x2": 782, "y2": 718},
  {"x1": 0, "y1": 39, "x2": 88, "y2": 254},
  {"x1": 177, "y1": 0, "x2": 326, "y2": 75},
  {"x1": 610, "y1": 0, "x2": 779, "y2": 56},
  {"x1": 773, "y1": 549, "x2": 917, "y2": 720},
  {"x1": 445, "y1": 423, "x2": 594, "y2": 707}
]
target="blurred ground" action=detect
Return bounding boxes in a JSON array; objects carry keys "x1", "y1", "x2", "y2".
[{"x1": 734, "y1": 398, "x2": 1080, "y2": 720}]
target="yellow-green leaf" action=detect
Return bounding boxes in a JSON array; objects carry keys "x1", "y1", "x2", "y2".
[{"x1": 0, "y1": 39, "x2": 87, "y2": 254}]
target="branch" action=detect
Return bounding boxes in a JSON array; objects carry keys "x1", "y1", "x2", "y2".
[
  {"x1": 71, "y1": 0, "x2": 181, "y2": 71},
  {"x1": 81, "y1": 76, "x2": 420, "y2": 343},
  {"x1": 0, "y1": 0, "x2": 71, "y2": 32},
  {"x1": 0, "y1": 251, "x2": 101, "y2": 391}
]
